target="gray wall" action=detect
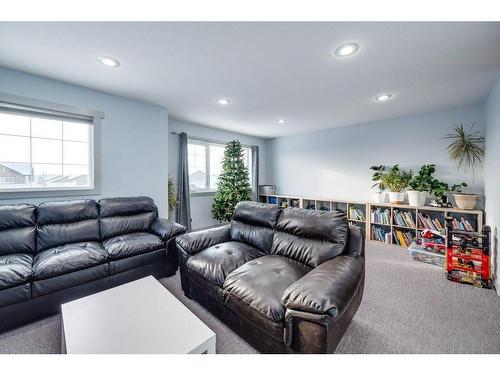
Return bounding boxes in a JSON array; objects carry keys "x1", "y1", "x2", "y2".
[
  {"x1": 485, "y1": 74, "x2": 500, "y2": 293},
  {"x1": 266, "y1": 103, "x2": 485, "y2": 205},
  {"x1": 169, "y1": 119, "x2": 268, "y2": 230},
  {"x1": 0, "y1": 67, "x2": 170, "y2": 216}
]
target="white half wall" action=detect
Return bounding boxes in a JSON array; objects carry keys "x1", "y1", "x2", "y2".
[
  {"x1": 169, "y1": 119, "x2": 268, "y2": 230},
  {"x1": 266, "y1": 103, "x2": 485, "y2": 206},
  {"x1": 485, "y1": 74, "x2": 500, "y2": 293},
  {"x1": 0, "y1": 67, "x2": 170, "y2": 216}
]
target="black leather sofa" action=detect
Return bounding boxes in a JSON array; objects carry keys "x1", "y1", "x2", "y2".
[
  {"x1": 176, "y1": 201, "x2": 365, "y2": 353},
  {"x1": 0, "y1": 196, "x2": 185, "y2": 332}
]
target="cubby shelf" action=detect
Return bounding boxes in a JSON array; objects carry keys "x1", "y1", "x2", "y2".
[{"x1": 259, "y1": 194, "x2": 483, "y2": 249}]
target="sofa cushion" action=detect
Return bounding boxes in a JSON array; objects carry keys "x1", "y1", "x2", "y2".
[
  {"x1": 223, "y1": 255, "x2": 310, "y2": 322},
  {"x1": 32, "y1": 263, "x2": 109, "y2": 297},
  {"x1": 0, "y1": 204, "x2": 36, "y2": 256},
  {"x1": 99, "y1": 197, "x2": 157, "y2": 240},
  {"x1": 103, "y1": 232, "x2": 164, "y2": 260},
  {"x1": 0, "y1": 254, "x2": 33, "y2": 290},
  {"x1": 0, "y1": 283, "x2": 31, "y2": 308},
  {"x1": 230, "y1": 201, "x2": 282, "y2": 253},
  {"x1": 109, "y1": 248, "x2": 165, "y2": 275},
  {"x1": 36, "y1": 200, "x2": 100, "y2": 252},
  {"x1": 187, "y1": 241, "x2": 265, "y2": 287},
  {"x1": 33, "y1": 242, "x2": 107, "y2": 280},
  {"x1": 271, "y1": 207, "x2": 349, "y2": 267}
]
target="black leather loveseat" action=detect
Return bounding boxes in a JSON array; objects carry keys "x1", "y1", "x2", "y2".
[
  {"x1": 176, "y1": 201, "x2": 365, "y2": 353},
  {"x1": 0, "y1": 196, "x2": 185, "y2": 332}
]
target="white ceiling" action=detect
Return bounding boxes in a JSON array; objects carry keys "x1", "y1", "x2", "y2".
[{"x1": 1, "y1": 22, "x2": 499, "y2": 138}]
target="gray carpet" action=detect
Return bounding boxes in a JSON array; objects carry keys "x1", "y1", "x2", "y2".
[{"x1": 1, "y1": 242, "x2": 500, "y2": 354}]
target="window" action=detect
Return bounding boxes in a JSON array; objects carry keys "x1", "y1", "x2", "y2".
[
  {"x1": 187, "y1": 139, "x2": 253, "y2": 193},
  {"x1": 0, "y1": 110, "x2": 94, "y2": 192}
]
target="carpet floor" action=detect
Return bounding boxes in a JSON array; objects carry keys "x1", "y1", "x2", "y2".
[{"x1": 1, "y1": 242, "x2": 500, "y2": 354}]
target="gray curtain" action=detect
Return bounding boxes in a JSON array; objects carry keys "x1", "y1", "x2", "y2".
[
  {"x1": 251, "y1": 145, "x2": 259, "y2": 201},
  {"x1": 175, "y1": 132, "x2": 192, "y2": 232}
]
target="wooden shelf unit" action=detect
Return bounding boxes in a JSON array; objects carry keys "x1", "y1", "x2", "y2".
[{"x1": 259, "y1": 194, "x2": 483, "y2": 249}]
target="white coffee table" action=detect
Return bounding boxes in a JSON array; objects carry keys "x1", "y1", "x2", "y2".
[{"x1": 61, "y1": 276, "x2": 216, "y2": 354}]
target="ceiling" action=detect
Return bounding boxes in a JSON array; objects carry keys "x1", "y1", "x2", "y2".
[{"x1": 1, "y1": 22, "x2": 499, "y2": 138}]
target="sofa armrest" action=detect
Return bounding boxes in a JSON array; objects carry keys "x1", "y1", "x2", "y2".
[
  {"x1": 282, "y1": 255, "x2": 364, "y2": 318},
  {"x1": 176, "y1": 224, "x2": 231, "y2": 255},
  {"x1": 151, "y1": 218, "x2": 186, "y2": 241},
  {"x1": 347, "y1": 224, "x2": 365, "y2": 257}
]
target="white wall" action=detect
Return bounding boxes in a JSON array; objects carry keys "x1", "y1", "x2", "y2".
[
  {"x1": 169, "y1": 119, "x2": 268, "y2": 230},
  {"x1": 0, "y1": 67, "x2": 170, "y2": 216},
  {"x1": 485, "y1": 74, "x2": 500, "y2": 293},
  {"x1": 266, "y1": 103, "x2": 485, "y2": 206}
]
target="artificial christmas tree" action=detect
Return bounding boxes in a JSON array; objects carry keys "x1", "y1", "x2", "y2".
[{"x1": 212, "y1": 140, "x2": 252, "y2": 222}]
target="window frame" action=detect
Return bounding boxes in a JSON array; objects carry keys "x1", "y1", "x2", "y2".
[
  {"x1": 0, "y1": 92, "x2": 103, "y2": 199},
  {"x1": 187, "y1": 137, "x2": 253, "y2": 196}
]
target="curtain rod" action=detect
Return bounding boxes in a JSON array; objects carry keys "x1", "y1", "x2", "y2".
[{"x1": 170, "y1": 131, "x2": 257, "y2": 149}]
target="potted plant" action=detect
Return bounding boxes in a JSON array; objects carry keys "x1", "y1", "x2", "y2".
[
  {"x1": 407, "y1": 164, "x2": 436, "y2": 206},
  {"x1": 429, "y1": 179, "x2": 467, "y2": 208},
  {"x1": 370, "y1": 165, "x2": 387, "y2": 203},
  {"x1": 444, "y1": 122, "x2": 484, "y2": 209},
  {"x1": 381, "y1": 165, "x2": 413, "y2": 204}
]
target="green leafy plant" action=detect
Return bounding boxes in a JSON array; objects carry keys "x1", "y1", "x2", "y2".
[
  {"x1": 443, "y1": 122, "x2": 484, "y2": 194},
  {"x1": 430, "y1": 179, "x2": 467, "y2": 200},
  {"x1": 212, "y1": 140, "x2": 252, "y2": 222},
  {"x1": 370, "y1": 165, "x2": 387, "y2": 190},
  {"x1": 167, "y1": 176, "x2": 177, "y2": 220},
  {"x1": 409, "y1": 164, "x2": 436, "y2": 192},
  {"x1": 380, "y1": 165, "x2": 413, "y2": 192}
]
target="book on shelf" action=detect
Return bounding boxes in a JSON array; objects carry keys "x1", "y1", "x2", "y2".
[
  {"x1": 393, "y1": 228, "x2": 415, "y2": 248},
  {"x1": 451, "y1": 216, "x2": 475, "y2": 231},
  {"x1": 348, "y1": 207, "x2": 366, "y2": 221},
  {"x1": 393, "y1": 209, "x2": 416, "y2": 228},
  {"x1": 417, "y1": 213, "x2": 445, "y2": 232},
  {"x1": 372, "y1": 225, "x2": 390, "y2": 243},
  {"x1": 371, "y1": 207, "x2": 390, "y2": 225}
]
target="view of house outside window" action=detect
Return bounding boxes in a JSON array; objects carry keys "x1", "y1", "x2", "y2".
[{"x1": 0, "y1": 111, "x2": 94, "y2": 191}]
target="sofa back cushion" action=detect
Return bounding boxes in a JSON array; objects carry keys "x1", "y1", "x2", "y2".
[
  {"x1": 99, "y1": 196, "x2": 157, "y2": 240},
  {"x1": 271, "y1": 207, "x2": 349, "y2": 267},
  {"x1": 230, "y1": 201, "x2": 282, "y2": 253},
  {"x1": 0, "y1": 204, "x2": 36, "y2": 256},
  {"x1": 36, "y1": 200, "x2": 100, "y2": 252}
]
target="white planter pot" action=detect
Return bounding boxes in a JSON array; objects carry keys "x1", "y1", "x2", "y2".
[
  {"x1": 453, "y1": 193, "x2": 480, "y2": 210},
  {"x1": 388, "y1": 191, "x2": 405, "y2": 204},
  {"x1": 372, "y1": 191, "x2": 386, "y2": 204},
  {"x1": 407, "y1": 190, "x2": 429, "y2": 207}
]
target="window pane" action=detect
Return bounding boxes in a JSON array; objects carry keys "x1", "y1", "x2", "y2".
[
  {"x1": 61, "y1": 164, "x2": 90, "y2": 187},
  {"x1": 63, "y1": 140, "x2": 89, "y2": 165},
  {"x1": 0, "y1": 134, "x2": 30, "y2": 163},
  {"x1": 31, "y1": 117, "x2": 62, "y2": 139},
  {"x1": 188, "y1": 143, "x2": 207, "y2": 191},
  {"x1": 32, "y1": 163, "x2": 62, "y2": 185},
  {"x1": 63, "y1": 121, "x2": 90, "y2": 142},
  {"x1": 209, "y1": 144, "x2": 225, "y2": 190},
  {"x1": 243, "y1": 148, "x2": 252, "y2": 180},
  {"x1": 0, "y1": 162, "x2": 30, "y2": 188},
  {"x1": 0, "y1": 112, "x2": 30, "y2": 136},
  {"x1": 32, "y1": 138, "x2": 62, "y2": 164}
]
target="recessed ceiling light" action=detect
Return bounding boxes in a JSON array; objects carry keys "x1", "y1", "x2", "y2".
[
  {"x1": 373, "y1": 94, "x2": 394, "y2": 102},
  {"x1": 334, "y1": 42, "x2": 360, "y2": 57},
  {"x1": 97, "y1": 56, "x2": 120, "y2": 68},
  {"x1": 276, "y1": 119, "x2": 288, "y2": 124},
  {"x1": 216, "y1": 98, "x2": 231, "y2": 105}
]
